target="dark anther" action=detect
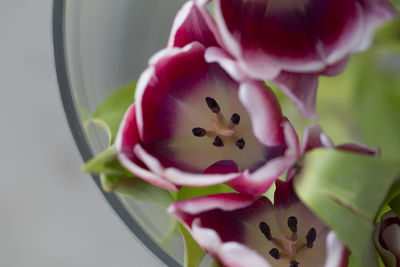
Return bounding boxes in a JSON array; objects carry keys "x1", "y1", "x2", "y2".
[
  {"x1": 205, "y1": 97, "x2": 221, "y2": 113},
  {"x1": 259, "y1": 222, "x2": 272, "y2": 240},
  {"x1": 213, "y1": 136, "x2": 224, "y2": 147},
  {"x1": 290, "y1": 260, "x2": 299, "y2": 267},
  {"x1": 192, "y1": 127, "x2": 206, "y2": 137},
  {"x1": 231, "y1": 113, "x2": 240, "y2": 124},
  {"x1": 235, "y1": 138, "x2": 245, "y2": 150},
  {"x1": 306, "y1": 227, "x2": 317, "y2": 248},
  {"x1": 269, "y1": 248, "x2": 280, "y2": 260},
  {"x1": 287, "y1": 216, "x2": 298, "y2": 233}
]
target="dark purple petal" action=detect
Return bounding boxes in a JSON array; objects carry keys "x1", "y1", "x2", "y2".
[
  {"x1": 168, "y1": 193, "x2": 259, "y2": 237},
  {"x1": 137, "y1": 42, "x2": 209, "y2": 145},
  {"x1": 336, "y1": 143, "x2": 380, "y2": 156},
  {"x1": 215, "y1": 0, "x2": 393, "y2": 72},
  {"x1": 203, "y1": 160, "x2": 239, "y2": 174},
  {"x1": 274, "y1": 179, "x2": 299, "y2": 208},
  {"x1": 300, "y1": 124, "x2": 334, "y2": 154},
  {"x1": 168, "y1": 1, "x2": 219, "y2": 48},
  {"x1": 115, "y1": 105, "x2": 179, "y2": 191}
]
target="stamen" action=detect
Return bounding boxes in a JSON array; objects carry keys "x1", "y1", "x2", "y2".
[
  {"x1": 259, "y1": 222, "x2": 272, "y2": 240},
  {"x1": 205, "y1": 97, "x2": 221, "y2": 113},
  {"x1": 192, "y1": 127, "x2": 206, "y2": 137},
  {"x1": 306, "y1": 228, "x2": 316, "y2": 248},
  {"x1": 269, "y1": 248, "x2": 280, "y2": 260},
  {"x1": 235, "y1": 138, "x2": 245, "y2": 150},
  {"x1": 230, "y1": 113, "x2": 240, "y2": 124},
  {"x1": 287, "y1": 216, "x2": 298, "y2": 233},
  {"x1": 213, "y1": 136, "x2": 224, "y2": 147},
  {"x1": 290, "y1": 260, "x2": 299, "y2": 267}
]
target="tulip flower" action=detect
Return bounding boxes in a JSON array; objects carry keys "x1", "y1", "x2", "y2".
[
  {"x1": 196, "y1": 0, "x2": 393, "y2": 118},
  {"x1": 116, "y1": 41, "x2": 299, "y2": 195},
  {"x1": 374, "y1": 211, "x2": 400, "y2": 267},
  {"x1": 168, "y1": 179, "x2": 349, "y2": 267}
]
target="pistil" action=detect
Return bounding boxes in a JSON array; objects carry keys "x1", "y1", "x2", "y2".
[
  {"x1": 191, "y1": 96, "x2": 246, "y2": 149},
  {"x1": 259, "y1": 216, "x2": 318, "y2": 266}
]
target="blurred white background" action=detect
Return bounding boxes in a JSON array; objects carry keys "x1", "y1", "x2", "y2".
[{"x1": 0, "y1": 1, "x2": 162, "y2": 266}]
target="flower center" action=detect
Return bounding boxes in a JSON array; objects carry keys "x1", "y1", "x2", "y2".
[
  {"x1": 192, "y1": 97, "x2": 246, "y2": 150},
  {"x1": 259, "y1": 216, "x2": 317, "y2": 266}
]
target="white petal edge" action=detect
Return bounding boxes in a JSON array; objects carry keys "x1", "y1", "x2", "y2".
[
  {"x1": 219, "y1": 242, "x2": 271, "y2": 267},
  {"x1": 205, "y1": 47, "x2": 247, "y2": 81},
  {"x1": 135, "y1": 67, "x2": 155, "y2": 140},
  {"x1": 239, "y1": 82, "x2": 283, "y2": 147},
  {"x1": 167, "y1": 194, "x2": 255, "y2": 215},
  {"x1": 114, "y1": 106, "x2": 179, "y2": 191},
  {"x1": 167, "y1": 1, "x2": 194, "y2": 48},
  {"x1": 164, "y1": 167, "x2": 240, "y2": 186},
  {"x1": 245, "y1": 120, "x2": 299, "y2": 183},
  {"x1": 134, "y1": 144, "x2": 241, "y2": 187},
  {"x1": 324, "y1": 231, "x2": 347, "y2": 267},
  {"x1": 118, "y1": 154, "x2": 178, "y2": 191},
  {"x1": 191, "y1": 219, "x2": 271, "y2": 267},
  {"x1": 213, "y1": 0, "x2": 242, "y2": 58}
]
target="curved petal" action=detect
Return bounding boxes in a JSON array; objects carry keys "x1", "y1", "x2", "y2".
[
  {"x1": 115, "y1": 105, "x2": 179, "y2": 191},
  {"x1": 169, "y1": 194, "x2": 262, "y2": 244},
  {"x1": 272, "y1": 72, "x2": 319, "y2": 120},
  {"x1": 167, "y1": 1, "x2": 219, "y2": 48},
  {"x1": 205, "y1": 47, "x2": 248, "y2": 81},
  {"x1": 336, "y1": 143, "x2": 380, "y2": 156},
  {"x1": 134, "y1": 144, "x2": 241, "y2": 187},
  {"x1": 376, "y1": 211, "x2": 400, "y2": 266},
  {"x1": 168, "y1": 193, "x2": 256, "y2": 217},
  {"x1": 135, "y1": 42, "x2": 207, "y2": 144},
  {"x1": 320, "y1": 57, "x2": 350, "y2": 76},
  {"x1": 239, "y1": 82, "x2": 283, "y2": 147},
  {"x1": 324, "y1": 232, "x2": 349, "y2": 267},
  {"x1": 213, "y1": 0, "x2": 242, "y2": 59},
  {"x1": 164, "y1": 167, "x2": 241, "y2": 187},
  {"x1": 214, "y1": 0, "x2": 393, "y2": 73},
  {"x1": 374, "y1": 220, "x2": 398, "y2": 267},
  {"x1": 301, "y1": 124, "x2": 335, "y2": 153},
  {"x1": 228, "y1": 120, "x2": 300, "y2": 196},
  {"x1": 203, "y1": 160, "x2": 239, "y2": 174},
  {"x1": 218, "y1": 242, "x2": 271, "y2": 267}
]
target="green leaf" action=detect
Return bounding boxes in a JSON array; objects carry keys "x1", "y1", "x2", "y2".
[
  {"x1": 374, "y1": 20, "x2": 400, "y2": 52},
  {"x1": 177, "y1": 184, "x2": 235, "y2": 201},
  {"x1": 389, "y1": 0, "x2": 400, "y2": 11},
  {"x1": 294, "y1": 149, "x2": 400, "y2": 267},
  {"x1": 179, "y1": 223, "x2": 205, "y2": 267},
  {"x1": 353, "y1": 48, "x2": 400, "y2": 161},
  {"x1": 389, "y1": 194, "x2": 400, "y2": 215},
  {"x1": 100, "y1": 173, "x2": 174, "y2": 208},
  {"x1": 82, "y1": 145, "x2": 118, "y2": 174},
  {"x1": 91, "y1": 82, "x2": 136, "y2": 144}
]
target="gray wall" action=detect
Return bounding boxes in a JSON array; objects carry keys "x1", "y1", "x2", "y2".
[{"x1": 0, "y1": 1, "x2": 162, "y2": 266}]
